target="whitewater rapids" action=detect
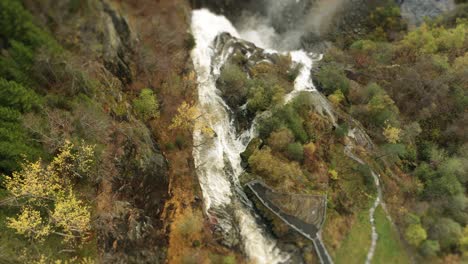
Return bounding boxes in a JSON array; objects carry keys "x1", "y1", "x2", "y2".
[{"x1": 191, "y1": 9, "x2": 288, "y2": 263}]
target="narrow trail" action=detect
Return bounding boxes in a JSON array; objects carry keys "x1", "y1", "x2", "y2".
[{"x1": 344, "y1": 142, "x2": 392, "y2": 264}]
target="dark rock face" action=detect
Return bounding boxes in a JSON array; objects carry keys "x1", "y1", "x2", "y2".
[
  {"x1": 102, "y1": 2, "x2": 133, "y2": 85},
  {"x1": 99, "y1": 136, "x2": 169, "y2": 264},
  {"x1": 400, "y1": 0, "x2": 455, "y2": 26}
]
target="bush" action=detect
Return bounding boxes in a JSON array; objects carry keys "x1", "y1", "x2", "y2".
[
  {"x1": 286, "y1": 142, "x2": 304, "y2": 162},
  {"x1": 0, "y1": 0, "x2": 57, "y2": 50},
  {"x1": 175, "y1": 135, "x2": 187, "y2": 149},
  {"x1": 248, "y1": 148, "x2": 304, "y2": 185},
  {"x1": 278, "y1": 105, "x2": 308, "y2": 143},
  {"x1": 0, "y1": 78, "x2": 39, "y2": 113},
  {"x1": 217, "y1": 63, "x2": 249, "y2": 107},
  {"x1": 0, "y1": 79, "x2": 41, "y2": 174},
  {"x1": 223, "y1": 256, "x2": 236, "y2": 264},
  {"x1": 267, "y1": 128, "x2": 294, "y2": 152},
  {"x1": 419, "y1": 240, "x2": 440, "y2": 257},
  {"x1": 184, "y1": 33, "x2": 196, "y2": 50},
  {"x1": 192, "y1": 240, "x2": 201, "y2": 247},
  {"x1": 429, "y1": 217, "x2": 463, "y2": 250},
  {"x1": 133, "y1": 88, "x2": 159, "y2": 121},
  {"x1": 334, "y1": 123, "x2": 349, "y2": 138},
  {"x1": 316, "y1": 63, "x2": 350, "y2": 95},
  {"x1": 247, "y1": 83, "x2": 285, "y2": 113},
  {"x1": 405, "y1": 223, "x2": 427, "y2": 246}
]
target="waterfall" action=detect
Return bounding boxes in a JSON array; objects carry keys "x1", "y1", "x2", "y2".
[
  {"x1": 191, "y1": 5, "x2": 387, "y2": 264},
  {"x1": 191, "y1": 9, "x2": 288, "y2": 263}
]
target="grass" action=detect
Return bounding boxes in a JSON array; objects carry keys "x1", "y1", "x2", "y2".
[
  {"x1": 373, "y1": 206, "x2": 411, "y2": 264},
  {"x1": 333, "y1": 209, "x2": 372, "y2": 264}
]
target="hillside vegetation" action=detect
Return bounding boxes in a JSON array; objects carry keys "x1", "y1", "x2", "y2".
[{"x1": 315, "y1": 2, "x2": 468, "y2": 262}]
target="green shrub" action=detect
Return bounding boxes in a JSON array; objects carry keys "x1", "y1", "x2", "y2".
[
  {"x1": 316, "y1": 63, "x2": 350, "y2": 95},
  {"x1": 429, "y1": 217, "x2": 462, "y2": 250},
  {"x1": 247, "y1": 83, "x2": 285, "y2": 113},
  {"x1": 0, "y1": 0, "x2": 60, "y2": 53},
  {"x1": 223, "y1": 256, "x2": 236, "y2": 264},
  {"x1": 286, "y1": 142, "x2": 304, "y2": 162},
  {"x1": 405, "y1": 223, "x2": 427, "y2": 246},
  {"x1": 257, "y1": 114, "x2": 284, "y2": 140},
  {"x1": 217, "y1": 63, "x2": 249, "y2": 107},
  {"x1": 185, "y1": 33, "x2": 196, "y2": 50},
  {"x1": 165, "y1": 142, "x2": 176, "y2": 151},
  {"x1": 0, "y1": 79, "x2": 41, "y2": 175},
  {"x1": 192, "y1": 240, "x2": 201, "y2": 248},
  {"x1": 175, "y1": 135, "x2": 187, "y2": 149},
  {"x1": 278, "y1": 106, "x2": 308, "y2": 143},
  {"x1": 419, "y1": 240, "x2": 440, "y2": 257},
  {"x1": 132, "y1": 88, "x2": 159, "y2": 121},
  {"x1": 334, "y1": 123, "x2": 349, "y2": 138},
  {"x1": 0, "y1": 78, "x2": 39, "y2": 112},
  {"x1": 356, "y1": 164, "x2": 375, "y2": 192},
  {"x1": 248, "y1": 148, "x2": 304, "y2": 185}
]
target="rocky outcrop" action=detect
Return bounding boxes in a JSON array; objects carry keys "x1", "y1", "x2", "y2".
[{"x1": 400, "y1": 0, "x2": 456, "y2": 26}]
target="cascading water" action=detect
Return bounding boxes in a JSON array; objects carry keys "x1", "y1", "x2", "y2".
[
  {"x1": 191, "y1": 4, "x2": 389, "y2": 264},
  {"x1": 191, "y1": 9, "x2": 288, "y2": 263}
]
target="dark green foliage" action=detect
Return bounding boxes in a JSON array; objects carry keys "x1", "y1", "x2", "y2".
[
  {"x1": 429, "y1": 218, "x2": 462, "y2": 250},
  {"x1": 192, "y1": 240, "x2": 201, "y2": 248},
  {"x1": 0, "y1": 0, "x2": 62, "y2": 175},
  {"x1": 278, "y1": 106, "x2": 308, "y2": 143},
  {"x1": 334, "y1": 123, "x2": 349, "y2": 138},
  {"x1": 356, "y1": 164, "x2": 375, "y2": 192},
  {"x1": 317, "y1": 5, "x2": 467, "y2": 259},
  {"x1": 0, "y1": 78, "x2": 39, "y2": 112},
  {"x1": 247, "y1": 83, "x2": 284, "y2": 113},
  {"x1": 0, "y1": 78, "x2": 41, "y2": 175},
  {"x1": 184, "y1": 33, "x2": 196, "y2": 50},
  {"x1": 367, "y1": 3, "x2": 406, "y2": 41},
  {"x1": 419, "y1": 240, "x2": 440, "y2": 257},
  {"x1": 257, "y1": 103, "x2": 308, "y2": 143},
  {"x1": 175, "y1": 135, "x2": 187, "y2": 149},
  {"x1": 0, "y1": 0, "x2": 61, "y2": 89},
  {"x1": 0, "y1": 107, "x2": 39, "y2": 175},
  {"x1": 286, "y1": 142, "x2": 304, "y2": 162},
  {"x1": 0, "y1": 41, "x2": 35, "y2": 87},
  {"x1": 217, "y1": 63, "x2": 249, "y2": 107},
  {"x1": 241, "y1": 138, "x2": 263, "y2": 163},
  {"x1": 316, "y1": 63, "x2": 350, "y2": 96},
  {"x1": 380, "y1": 143, "x2": 406, "y2": 163},
  {"x1": 0, "y1": 0, "x2": 53, "y2": 49}
]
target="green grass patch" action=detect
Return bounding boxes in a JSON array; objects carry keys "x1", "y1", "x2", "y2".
[
  {"x1": 333, "y1": 209, "x2": 372, "y2": 264},
  {"x1": 373, "y1": 206, "x2": 411, "y2": 264}
]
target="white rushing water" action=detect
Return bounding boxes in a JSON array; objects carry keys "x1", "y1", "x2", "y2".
[
  {"x1": 191, "y1": 9, "x2": 288, "y2": 263},
  {"x1": 191, "y1": 5, "x2": 386, "y2": 264}
]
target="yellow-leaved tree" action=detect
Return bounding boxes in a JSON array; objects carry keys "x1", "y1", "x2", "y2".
[
  {"x1": 169, "y1": 101, "x2": 214, "y2": 136},
  {"x1": 4, "y1": 141, "x2": 94, "y2": 244},
  {"x1": 383, "y1": 123, "x2": 401, "y2": 144}
]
